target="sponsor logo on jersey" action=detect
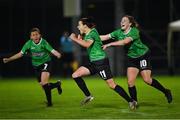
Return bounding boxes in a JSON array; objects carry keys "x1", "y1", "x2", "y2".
[{"x1": 32, "y1": 52, "x2": 45, "y2": 57}]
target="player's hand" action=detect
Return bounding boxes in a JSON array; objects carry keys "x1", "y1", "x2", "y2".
[
  {"x1": 51, "y1": 50, "x2": 62, "y2": 59},
  {"x1": 57, "y1": 53, "x2": 61, "y2": 59},
  {"x1": 102, "y1": 45, "x2": 107, "y2": 50},
  {"x1": 3, "y1": 58, "x2": 10, "y2": 63},
  {"x1": 77, "y1": 34, "x2": 83, "y2": 40},
  {"x1": 102, "y1": 44, "x2": 111, "y2": 50},
  {"x1": 69, "y1": 33, "x2": 77, "y2": 41}
]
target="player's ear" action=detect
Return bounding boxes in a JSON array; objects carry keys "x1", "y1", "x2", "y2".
[
  {"x1": 129, "y1": 23, "x2": 132, "y2": 27},
  {"x1": 30, "y1": 34, "x2": 32, "y2": 39},
  {"x1": 84, "y1": 24, "x2": 88, "y2": 29}
]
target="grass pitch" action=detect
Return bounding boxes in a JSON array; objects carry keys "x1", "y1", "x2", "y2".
[{"x1": 0, "y1": 76, "x2": 180, "y2": 119}]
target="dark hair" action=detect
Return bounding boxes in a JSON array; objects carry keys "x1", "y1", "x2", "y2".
[
  {"x1": 80, "y1": 17, "x2": 96, "y2": 28},
  {"x1": 124, "y1": 15, "x2": 139, "y2": 28},
  {"x1": 30, "y1": 27, "x2": 41, "y2": 35}
]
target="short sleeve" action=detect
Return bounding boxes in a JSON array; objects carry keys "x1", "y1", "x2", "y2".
[
  {"x1": 44, "y1": 40, "x2": 54, "y2": 52},
  {"x1": 21, "y1": 40, "x2": 31, "y2": 54},
  {"x1": 109, "y1": 29, "x2": 121, "y2": 40},
  {"x1": 126, "y1": 28, "x2": 140, "y2": 41},
  {"x1": 85, "y1": 31, "x2": 96, "y2": 42}
]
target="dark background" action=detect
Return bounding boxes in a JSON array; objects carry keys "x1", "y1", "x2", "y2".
[{"x1": 0, "y1": 0, "x2": 180, "y2": 77}]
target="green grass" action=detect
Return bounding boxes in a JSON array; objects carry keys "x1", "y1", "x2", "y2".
[{"x1": 0, "y1": 76, "x2": 180, "y2": 119}]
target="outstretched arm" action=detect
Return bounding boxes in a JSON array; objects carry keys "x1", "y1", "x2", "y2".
[
  {"x1": 69, "y1": 33, "x2": 93, "y2": 48},
  {"x1": 102, "y1": 37, "x2": 132, "y2": 50},
  {"x1": 51, "y1": 50, "x2": 61, "y2": 59},
  {"x1": 3, "y1": 52, "x2": 23, "y2": 63},
  {"x1": 100, "y1": 34, "x2": 110, "y2": 41}
]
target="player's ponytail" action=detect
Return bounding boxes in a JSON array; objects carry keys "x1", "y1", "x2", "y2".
[{"x1": 124, "y1": 15, "x2": 139, "y2": 28}]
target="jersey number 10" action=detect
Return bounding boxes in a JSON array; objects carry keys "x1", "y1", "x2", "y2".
[{"x1": 140, "y1": 59, "x2": 147, "y2": 67}]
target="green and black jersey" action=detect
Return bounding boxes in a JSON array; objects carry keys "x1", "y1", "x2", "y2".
[
  {"x1": 110, "y1": 27, "x2": 149, "y2": 58},
  {"x1": 84, "y1": 28, "x2": 107, "y2": 62},
  {"x1": 21, "y1": 38, "x2": 54, "y2": 66}
]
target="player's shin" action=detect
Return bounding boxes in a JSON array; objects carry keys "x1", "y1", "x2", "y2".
[
  {"x1": 128, "y1": 86, "x2": 137, "y2": 101},
  {"x1": 42, "y1": 83, "x2": 52, "y2": 106},
  {"x1": 151, "y1": 79, "x2": 166, "y2": 93},
  {"x1": 114, "y1": 85, "x2": 132, "y2": 102},
  {"x1": 73, "y1": 77, "x2": 91, "y2": 97}
]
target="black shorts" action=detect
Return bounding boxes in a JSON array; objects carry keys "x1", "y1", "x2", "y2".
[
  {"x1": 83, "y1": 58, "x2": 113, "y2": 80},
  {"x1": 33, "y1": 61, "x2": 52, "y2": 82},
  {"x1": 127, "y1": 51, "x2": 152, "y2": 71}
]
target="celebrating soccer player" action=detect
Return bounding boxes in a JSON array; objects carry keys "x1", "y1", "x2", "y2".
[
  {"x1": 3, "y1": 27, "x2": 62, "y2": 107},
  {"x1": 69, "y1": 17, "x2": 136, "y2": 110},
  {"x1": 100, "y1": 15, "x2": 172, "y2": 107}
]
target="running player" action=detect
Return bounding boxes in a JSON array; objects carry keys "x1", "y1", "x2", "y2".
[
  {"x1": 3, "y1": 27, "x2": 62, "y2": 107},
  {"x1": 69, "y1": 17, "x2": 136, "y2": 110},
  {"x1": 100, "y1": 15, "x2": 172, "y2": 107}
]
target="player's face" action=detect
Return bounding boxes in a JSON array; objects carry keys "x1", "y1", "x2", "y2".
[
  {"x1": 120, "y1": 17, "x2": 132, "y2": 31},
  {"x1": 30, "y1": 31, "x2": 41, "y2": 44},
  {"x1": 77, "y1": 21, "x2": 86, "y2": 34}
]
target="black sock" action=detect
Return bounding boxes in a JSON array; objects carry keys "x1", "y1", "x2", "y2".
[
  {"x1": 73, "y1": 77, "x2": 91, "y2": 97},
  {"x1": 151, "y1": 78, "x2": 166, "y2": 94},
  {"x1": 49, "y1": 82, "x2": 59, "y2": 89},
  {"x1": 42, "y1": 84, "x2": 52, "y2": 105},
  {"x1": 114, "y1": 85, "x2": 132, "y2": 102},
  {"x1": 128, "y1": 86, "x2": 137, "y2": 101}
]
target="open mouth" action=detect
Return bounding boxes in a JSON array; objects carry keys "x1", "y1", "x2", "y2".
[
  {"x1": 121, "y1": 24, "x2": 125, "y2": 28},
  {"x1": 34, "y1": 39, "x2": 39, "y2": 44}
]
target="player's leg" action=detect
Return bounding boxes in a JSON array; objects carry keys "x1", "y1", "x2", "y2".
[
  {"x1": 49, "y1": 80, "x2": 62, "y2": 95},
  {"x1": 34, "y1": 64, "x2": 53, "y2": 106},
  {"x1": 105, "y1": 79, "x2": 132, "y2": 102},
  {"x1": 139, "y1": 52, "x2": 172, "y2": 103},
  {"x1": 105, "y1": 79, "x2": 136, "y2": 110},
  {"x1": 40, "y1": 71, "x2": 52, "y2": 106},
  {"x1": 41, "y1": 62, "x2": 62, "y2": 95},
  {"x1": 72, "y1": 66, "x2": 92, "y2": 98},
  {"x1": 126, "y1": 56, "x2": 140, "y2": 105},
  {"x1": 96, "y1": 58, "x2": 136, "y2": 109},
  {"x1": 127, "y1": 67, "x2": 139, "y2": 104},
  {"x1": 96, "y1": 58, "x2": 132, "y2": 103},
  {"x1": 140, "y1": 70, "x2": 172, "y2": 103}
]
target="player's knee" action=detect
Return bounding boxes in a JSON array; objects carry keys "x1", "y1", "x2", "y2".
[
  {"x1": 128, "y1": 80, "x2": 135, "y2": 87},
  {"x1": 72, "y1": 73, "x2": 76, "y2": 78},
  {"x1": 106, "y1": 80, "x2": 116, "y2": 89},
  {"x1": 108, "y1": 84, "x2": 116, "y2": 89},
  {"x1": 72, "y1": 72, "x2": 80, "y2": 78},
  {"x1": 39, "y1": 82, "x2": 43, "y2": 86},
  {"x1": 143, "y1": 78, "x2": 152, "y2": 85},
  {"x1": 40, "y1": 81, "x2": 48, "y2": 86}
]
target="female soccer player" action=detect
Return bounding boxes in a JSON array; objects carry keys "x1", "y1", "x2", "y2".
[
  {"x1": 69, "y1": 17, "x2": 136, "y2": 110},
  {"x1": 3, "y1": 28, "x2": 62, "y2": 107},
  {"x1": 100, "y1": 15, "x2": 172, "y2": 107}
]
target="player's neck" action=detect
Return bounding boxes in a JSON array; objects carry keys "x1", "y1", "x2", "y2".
[
  {"x1": 124, "y1": 27, "x2": 131, "y2": 34},
  {"x1": 85, "y1": 28, "x2": 92, "y2": 35}
]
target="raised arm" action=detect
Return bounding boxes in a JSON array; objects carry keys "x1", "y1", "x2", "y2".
[
  {"x1": 69, "y1": 33, "x2": 93, "y2": 48},
  {"x1": 3, "y1": 51, "x2": 23, "y2": 63}
]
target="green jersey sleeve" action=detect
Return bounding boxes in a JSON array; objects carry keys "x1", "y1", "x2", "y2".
[
  {"x1": 126, "y1": 27, "x2": 139, "y2": 41},
  {"x1": 85, "y1": 33, "x2": 95, "y2": 42},
  {"x1": 43, "y1": 40, "x2": 54, "y2": 52},
  {"x1": 21, "y1": 40, "x2": 31, "y2": 54},
  {"x1": 84, "y1": 28, "x2": 106, "y2": 62},
  {"x1": 109, "y1": 29, "x2": 121, "y2": 40}
]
